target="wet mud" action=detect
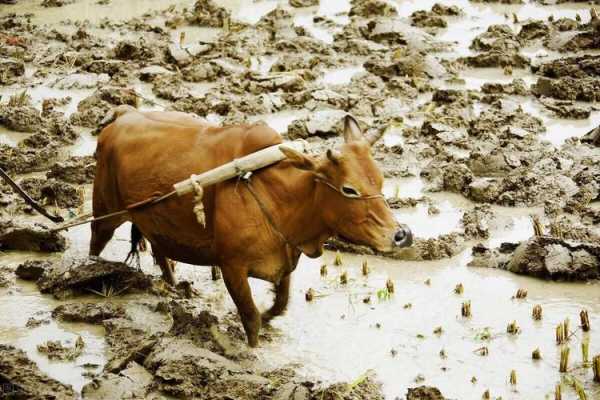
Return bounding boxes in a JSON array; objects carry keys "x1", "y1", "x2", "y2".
[{"x1": 1, "y1": 0, "x2": 600, "y2": 399}]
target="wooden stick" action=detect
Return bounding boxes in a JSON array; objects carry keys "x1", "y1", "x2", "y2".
[
  {"x1": 0, "y1": 166, "x2": 64, "y2": 223},
  {"x1": 173, "y1": 141, "x2": 308, "y2": 196}
]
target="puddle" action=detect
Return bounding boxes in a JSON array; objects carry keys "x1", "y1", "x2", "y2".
[
  {"x1": 0, "y1": 280, "x2": 106, "y2": 393},
  {"x1": 318, "y1": 65, "x2": 365, "y2": 86},
  {"x1": 249, "y1": 110, "x2": 309, "y2": 134},
  {"x1": 521, "y1": 99, "x2": 600, "y2": 147},
  {"x1": 0, "y1": 126, "x2": 30, "y2": 147},
  {"x1": 250, "y1": 248, "x2": 600, "y2": 400},
  {"x1": 250, "y1": 55, "x2": 280, "y2": 76},
  {"x1": 0, "y1": 0, "x2": 194, "y2": 24},
  {"x1": 1, "y1": 0, "x2": 600, "y2": 399}
]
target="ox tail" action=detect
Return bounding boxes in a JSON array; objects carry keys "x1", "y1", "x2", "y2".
[{"x1": 124, "y1": 223, "x2": 146, "y2": 269}]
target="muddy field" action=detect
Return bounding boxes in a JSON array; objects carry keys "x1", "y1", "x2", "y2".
[{"x1": 1, "y1": 0, "x2": 600, "y2": 399}]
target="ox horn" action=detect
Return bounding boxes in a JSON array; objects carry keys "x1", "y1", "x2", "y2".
[
  {"x1": 343, "y1": 115, "x2": 383, "y2": 146},
  {"x1": 365, "y1": 127, "x2": 385, "y2": 146}
]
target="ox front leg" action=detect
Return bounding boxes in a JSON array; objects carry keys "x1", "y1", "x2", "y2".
[
  {"x1": 262, "y1": 274, "x2": 290, "y2": 324},
  {"x1": 221, "y1": 266, "x2": 261, "y2": 347}
]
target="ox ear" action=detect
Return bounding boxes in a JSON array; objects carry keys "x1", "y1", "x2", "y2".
[
  {"x1": 280, "y1": 146, "x2": 316, "y2": 171},
  {"x1": 343, "y1": 114, "x2": 366, "y2": 144}
]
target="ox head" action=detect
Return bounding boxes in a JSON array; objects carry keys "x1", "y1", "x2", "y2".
[{"x1": 281, "y1": 115, "x2": 413, "y2": 252}]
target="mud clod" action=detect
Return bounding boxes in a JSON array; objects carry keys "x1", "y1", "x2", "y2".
[
  {"x1": 313, "y1": 374, "x2": 384, "y2": 400},
  {"x1": 15, "y1": 259, "x2": 52, "y2": 280},
  {"x1": 349, "y1": 0, "x2": 397, "y2": 18},
  {"x1": 37, "y1": 257, "x2": 152, "y2": 298},
  {"x1": 406, "y1": 386, "x2": 446, "y2": 400},
  {"x1": 37, "y1": 336, "x2": 85, "y2": 361},
  {"x1": 0, "y1": 344, "x2": 76, "y2": 399},
  {"x1": 289, "y1": 0, "x2": 319, "y2": 7},
  {"x1": 52, "y1": 302, "x2": 127, "y2": 323},
  {"x1": 47, "y1": 156, "x2": 96, "y2": 184},
  {"x1": 469, "y1": 237, "x2": 600, "y2": 280},
  {"x1": 0, "y1": 58, "x2": 24, "y2": 84},
  {"x1": 186, "y1": 0, "x2": 231, "y2": 27},
  {"x1": 81, "y1": 361, "x2": 154, "y2": 400},
  {"x1": 0, "y1": 104, "x2": 43, "y2": 132},
  {"x1": 0, "y1": 221, "x2": 66, "y2": 252},
  {"x1": 533, "y1": 76, "x2": 600, "y2": 102}
]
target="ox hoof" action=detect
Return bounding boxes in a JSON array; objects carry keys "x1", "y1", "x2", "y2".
[{"x1": 247, "y1": 335, "x2": 259, "y2": 348}]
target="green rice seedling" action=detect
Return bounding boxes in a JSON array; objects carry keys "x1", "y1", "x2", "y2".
[
  {"x1": 574, "y1": 379, "x2": 587, "y2": 400},
  {"x1": 506, "y1": 320, "x2": 520, "y2": 335},
  {"x1": 305, "y1": 288, "x2": 315, "y2": 302},
  {"x1": 475, "y1": 347, "x2": 489, "y2": 356},
  {"x1": 514, "y1": 288, "x2": 527, "y2": 299},
  {"x1": 509, "y1": 369, "x2": 517, "y2": 385},
  {"x1": 377, "y1": 288, "x2": 391, "y2": 301},
  {"x1": 386, "y1": 278, "x2": 394, "y2": 294},
  {"x1": 593, "y1": 354, "x2": 600, "y2": 382},
  {"x1": 334, "y1": 251, "x2": 342, "y2": 266},
  {"x1": 559, "y1": 346, "x2": 570, "y2": 373},
  {"x1": 582, "y1": 338, "x2": 590, "y2": 367},
  {"x1": 532, "y1": 304, "x2": 542, "y2": 320},
  {"x1": 461, "y1": 301, "x2": 471, "y2": 318},
  {"x1": 361, "y1": 260, "x2": 369, "y2": 276},
  {"x1": 454, "y1": 283, "x2": 464, "y2": 295},
  {"x1": 340, "y1": 271, "x2": 348, "y2": 285},
  {"x1": 580, "y1": 310, "x2": 590, "y2": 332},
  {"x1": 320, "y1": 264, "x2": 327, "y2": 277}
]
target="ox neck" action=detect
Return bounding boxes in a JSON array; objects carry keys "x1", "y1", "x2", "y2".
[{"x1": 255, "y1": 166, "x2": 330, "y2": 255}]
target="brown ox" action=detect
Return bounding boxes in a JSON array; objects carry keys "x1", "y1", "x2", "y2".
[{"x1": 91, "y1": 107, "x2": 412, "y2": 346}]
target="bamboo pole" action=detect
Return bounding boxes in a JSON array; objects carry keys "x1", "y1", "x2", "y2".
[{"x1": 173, "y1": 140, "x2": 308, "y2": 196}]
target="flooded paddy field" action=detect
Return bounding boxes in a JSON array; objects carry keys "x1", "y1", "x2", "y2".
[{"x1": 1, "y1": 0, "x2": 599, "y2": 399}]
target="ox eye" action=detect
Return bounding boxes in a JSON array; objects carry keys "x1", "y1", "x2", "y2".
[{"x1": 341, "y1": 185, "x2": 360, "y2": 198}]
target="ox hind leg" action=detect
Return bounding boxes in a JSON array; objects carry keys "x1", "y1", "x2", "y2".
[
  {"x1": 221, "y1": 266, "x2": 261, "y2": 347},
  {"x1": 262, "y1": 274, "x2": 290, "y2": 324},
  {"x1": 152, "y1": 250, "x2": 177, "y2": 287}
]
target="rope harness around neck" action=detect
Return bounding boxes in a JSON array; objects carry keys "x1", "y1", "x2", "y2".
[
  {"x1": 241, "y1": 172, "x2": 300, "y2": 272},
  {"x1": 241, "y1": 173, "x2": 387, "y2": 271}
]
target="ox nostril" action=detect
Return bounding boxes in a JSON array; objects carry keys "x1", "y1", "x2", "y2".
[
  {"x1": 393, "y1": 226, "x2": 413, "y2": 248},
  {"x1": 394, "y1": 230, "x2": 406, "y2": 243}
]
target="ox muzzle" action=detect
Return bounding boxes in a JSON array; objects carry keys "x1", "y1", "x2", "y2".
[{"x1": 393, "y1": 224, "x2": 413, "y2": 248}]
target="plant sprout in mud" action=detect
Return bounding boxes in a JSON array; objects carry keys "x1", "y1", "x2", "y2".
[
  {"x1": 461, "y1": 301, "x2": 471, "y2": 318},
  {"x1": 532, "y1": 304, "x2": 543, "y2": 320},
  {"x1": 560, "y1": 346, "x2": 570, "y2": 373},
  {"x1": 580, "y1": 310, "x2": 590, "y2": 332},
  {"x1": 581, "y1": 338, "x2": 590, "y2": 367},
  {"x1": 86, "y1": 281, "x2": 128, "y2": 298},
  {"x1": 319, "y1": 264, "x2": 327, "y2": 277}
]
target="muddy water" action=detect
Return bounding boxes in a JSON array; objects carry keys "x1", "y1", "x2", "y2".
[{"x1": 1, "y1": 0, "x2": 600, "y2": 399}]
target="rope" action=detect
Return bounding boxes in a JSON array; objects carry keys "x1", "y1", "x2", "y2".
[
  {"x1": 51, "y1": 190, "x2": 177, "y2": 232},
  {"x1": 0, "y1": 166, "x2": 64, "y2": 223},
  {"x1": 242, "y1": 173, "x2": 299, "y2": 270}
]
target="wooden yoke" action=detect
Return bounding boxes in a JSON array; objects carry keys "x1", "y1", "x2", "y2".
[{"x1": 173, "y1": 140, "x2": 308, "y2": 226}]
